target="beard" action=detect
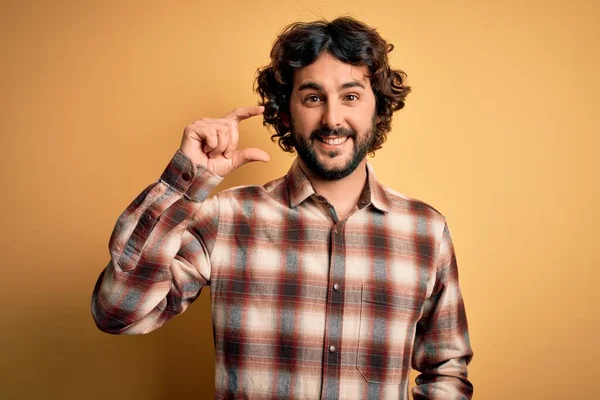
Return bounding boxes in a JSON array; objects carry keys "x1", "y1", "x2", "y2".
[{"x1": 290, "y1": 115, "x2": 378, "y2": 181}]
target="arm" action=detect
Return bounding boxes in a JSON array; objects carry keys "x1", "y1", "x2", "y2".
[
  {"x1": 91, "y1": 105, "x2": 270, "y2": 335},
  {"x1": 411, "y1": 222, "x2": 474, "y2": 399},
  {"x1": 91, "y1": 150, "x2": 222, "y2": 334}
]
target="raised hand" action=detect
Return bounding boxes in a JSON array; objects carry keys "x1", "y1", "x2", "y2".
[{"x1": 179, "y1": 106, "x2": 270, "y2": 177}]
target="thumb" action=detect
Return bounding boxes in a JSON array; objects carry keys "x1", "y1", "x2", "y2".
[{"x1": 233, "y1": 148, "x2": 271, "y2": 168}]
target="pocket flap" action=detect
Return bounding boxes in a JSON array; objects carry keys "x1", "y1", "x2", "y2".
[{"x1": 361, "y1": 286, "x2": 423, "y2": 311}]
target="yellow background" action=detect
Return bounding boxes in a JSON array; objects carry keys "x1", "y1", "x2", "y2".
[{"x1": 1, "y1": 0, "x2": 598, "y2": 399}]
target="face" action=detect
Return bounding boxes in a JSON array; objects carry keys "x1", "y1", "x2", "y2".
[{"x1": 288, "y1": 52, "x2": 378, "y2": 180}]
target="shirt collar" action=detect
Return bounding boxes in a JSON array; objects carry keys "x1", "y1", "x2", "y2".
[
  {"x1": 365, "y1": 163, "x2": 391, "y2": 213},
  {"x1": 285, "y1": 158, "x2": 391, "y2": 213},
  {"x1": 286, "y1": 158, "x2": 316, "y2": 208}
]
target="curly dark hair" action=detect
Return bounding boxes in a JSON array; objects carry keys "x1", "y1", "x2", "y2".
[{"x1": 254, "y1": 16, "x2": 411, "y2": 154}]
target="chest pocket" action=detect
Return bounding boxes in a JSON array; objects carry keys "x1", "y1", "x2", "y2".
[{"x1": 356, "y1": 285, "x2": 423, "y2": 384}]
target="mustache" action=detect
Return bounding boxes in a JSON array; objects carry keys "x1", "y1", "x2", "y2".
[{"x1": 310, "y1": 126, "x2": 357, "y2": 140}]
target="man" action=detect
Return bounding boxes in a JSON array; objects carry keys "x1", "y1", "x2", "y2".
[{"x1": 92, "y1": 17, "x2": 473, "y2": 399}]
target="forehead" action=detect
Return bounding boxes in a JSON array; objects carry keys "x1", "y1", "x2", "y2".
[{"x1": 292, "y1": 52, "x2": 371, "y2": 90}]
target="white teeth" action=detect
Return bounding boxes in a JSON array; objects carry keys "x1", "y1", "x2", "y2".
[{"x1": 323, "y1": 137, "x2": 348, "y2": 145}]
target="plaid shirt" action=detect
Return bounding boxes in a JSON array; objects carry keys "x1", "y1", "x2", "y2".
[{"x1": 92, "y1": 150, "x2": 473, "y2": 399}]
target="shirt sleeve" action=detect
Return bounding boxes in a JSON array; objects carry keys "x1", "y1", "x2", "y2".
[
  {"x1": 91, "y1": 149, "x2": 223, "y2": 335},
  {"x1": 411, "y1": 221, "x2": 474, "y2": 399}
]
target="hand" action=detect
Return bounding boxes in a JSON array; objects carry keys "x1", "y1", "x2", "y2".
[{"x1": 179, "y1": 106, "x2": 270, "y2": 177}]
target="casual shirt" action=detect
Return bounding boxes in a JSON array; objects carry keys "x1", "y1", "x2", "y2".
[{"x1": 92, "y1": 149, "x2": 474, "y2": 399}]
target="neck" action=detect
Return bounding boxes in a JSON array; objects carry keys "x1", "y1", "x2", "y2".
[{"x1": 298, "y1": 158, "x2": 368, "y2": 220}]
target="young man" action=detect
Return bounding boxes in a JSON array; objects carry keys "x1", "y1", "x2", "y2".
[{"x1": 92, "y1": 17, "x2": 474, "y2": 399}]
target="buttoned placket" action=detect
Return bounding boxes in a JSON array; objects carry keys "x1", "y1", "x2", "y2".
[
  {"x1": 313, "y1": 194, "x2": 348, "y2": 400},
  {"x1": 310, "y1": 191, "x2": 372, "y2": 399}
]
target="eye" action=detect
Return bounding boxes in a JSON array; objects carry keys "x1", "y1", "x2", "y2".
[
  {"x1": 344, "y1": 94, "x2": 359, "y2": 102},
  {"x1": 304, "y1": 95, "x2": 322, "y2": 103}
]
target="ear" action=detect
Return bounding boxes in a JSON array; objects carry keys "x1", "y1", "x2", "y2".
[{"x1": 281, "y1": 112, "x2": 290, "y2": 127}]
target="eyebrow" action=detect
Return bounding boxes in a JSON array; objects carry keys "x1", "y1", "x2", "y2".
[{"x1": 297, "y1": 81, "x2": 366, "y2": 92}]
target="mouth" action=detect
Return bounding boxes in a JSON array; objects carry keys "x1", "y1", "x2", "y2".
[{"x1": 317, "y1": 136, "x2": 350, "y2": 146}]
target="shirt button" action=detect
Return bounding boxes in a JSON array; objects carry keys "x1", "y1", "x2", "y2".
[
  {"x1": 142, "y1": 214, "x2": 152, "y2": 223},
  {"x1": 333, "y1": 283, "x2": 340, "y2": 291},
  {"x1": 182, "y1": 172, "x2": 192, "y2": 181},
  {"x1": 329, "y1": 345, "x2": 336, "y2": 353}
]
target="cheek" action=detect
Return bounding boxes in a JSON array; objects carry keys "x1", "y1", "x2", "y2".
[
  {"x1": 348, "y1": 115, "x2": 374, "y2": 135},
  {"x1": 290, "y1": 107, "x2": 320, "y2": 133},
  {"x1": 347, "y1": 98, "x2": 377, "y2": 129}
]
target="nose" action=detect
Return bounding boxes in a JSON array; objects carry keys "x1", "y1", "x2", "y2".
[{"x1": 321, "y1": 102, "x2": 343, "y2": 129}]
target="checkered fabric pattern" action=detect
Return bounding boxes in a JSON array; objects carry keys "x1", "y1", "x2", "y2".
[{"x1": 92, "y1": 149, "x2": 473, "y2": 399}]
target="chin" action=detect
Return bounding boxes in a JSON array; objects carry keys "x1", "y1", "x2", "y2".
[
  {"x1": 294, "y1": 135, "x2": 369, "y2": 181},
  {"x1": 312, "y1": 158, "x2": 363, "y2": 180},
  {"x1": 317, "y1": 156, "x2": 352, "y2": 171}
]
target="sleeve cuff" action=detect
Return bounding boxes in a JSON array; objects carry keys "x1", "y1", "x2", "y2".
[{"x1": 160, "y1": 149, "x2": 223, "y2": 201}]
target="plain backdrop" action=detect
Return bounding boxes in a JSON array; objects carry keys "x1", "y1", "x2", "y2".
[{"x1": 1, "y1": 1, "x2": 599, "y2": 399}]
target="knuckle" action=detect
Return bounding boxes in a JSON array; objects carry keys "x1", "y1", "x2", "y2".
[
  {"x1": 217, "y1": 126, "x2": 230, "y2": 138},
  {"x1": 218, "y1": 137, "x2": 229, "y2": 148}
]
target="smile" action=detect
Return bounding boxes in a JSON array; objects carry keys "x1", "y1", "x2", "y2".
[{"x1": 319, "y1": 136, "x2": 349, "y2": 145}]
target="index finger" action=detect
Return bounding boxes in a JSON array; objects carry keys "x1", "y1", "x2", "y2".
[{"x1": 223, "y1": 105, "x2": 265, "y2": 122}]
